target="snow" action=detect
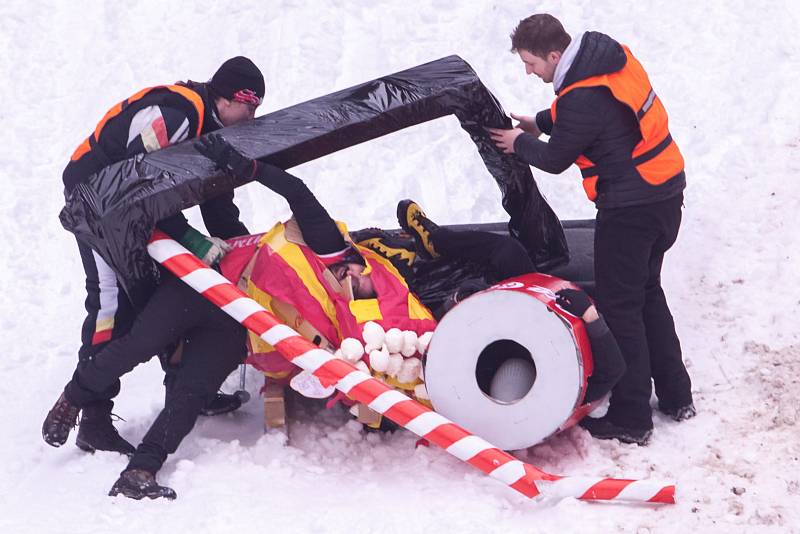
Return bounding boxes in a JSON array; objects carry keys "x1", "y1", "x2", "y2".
[{"x1": 1, "y1": 0, "x2": 799, "y2": 532}]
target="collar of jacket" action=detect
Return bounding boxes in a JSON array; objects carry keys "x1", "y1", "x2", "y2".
[
  {"x1": 556, "y1": 31, "x2": 627, "y2": 95},
  {"x1": 553, "y1": 31, "x2": 586, "y2": 93}
]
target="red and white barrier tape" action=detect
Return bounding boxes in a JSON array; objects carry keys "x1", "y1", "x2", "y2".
[{"x1": 148, "y1": 230, "x2": 675, "y2": 504}]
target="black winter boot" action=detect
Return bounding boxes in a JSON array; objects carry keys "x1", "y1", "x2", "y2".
[
  {"x1": 164, "y1": 356, "x2": 242, "y2": 417},
  {"x1": 76, "y1": 400, "x2": 136, "y2": 456},
  {"x1": 42, "y1": 393, "x2": 80, "y2": 447},
  {"x1": 579, "y1": 415, "x2": 653, "y2": 446},
  {"x1": 108, "y1": 469, "x2": 177, "y2": 500},
  {"x1": 200, "y1": 392, "x2": 243, "y2": 416},
  {"x1": 397, "y1": 199, "x2": 440, "y2": 260},
  {"x1": 166, "y1": 366, "x2": 242, "y2": 417},
  {"x1": 658, "y1": 402, "x2": 697, "y2": 422}
]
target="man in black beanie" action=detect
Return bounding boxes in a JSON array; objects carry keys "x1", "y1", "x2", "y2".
[
  {"x1": 208, "y1": 56, "x2": 266, "y2": 126},
  {"x1": 49, "y1": 57, "x2": 266, "y2": 459}
]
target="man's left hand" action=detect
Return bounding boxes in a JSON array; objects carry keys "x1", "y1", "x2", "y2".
[{"x1": 487, "y1": 127, "x2": 524, "y2": 154}]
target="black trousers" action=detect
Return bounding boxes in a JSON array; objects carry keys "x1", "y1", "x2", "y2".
[
  {"x1": 595, "y1": 193, "x2": 692, "y2": 429},
  {"x1": 65, "y1": 276, "x2": 246, "y2": 473},
  {"x1": 431, "y1": 228, "x2": 535, "y2": 280}
]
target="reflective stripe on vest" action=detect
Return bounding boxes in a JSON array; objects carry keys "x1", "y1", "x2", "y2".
[
  {"x1": 550, "y1": 46, "x2": 684, "y2": 201},
  {"x1": 70, "y1": 84, "x2": 205, "y2": 162},
  {"x1": 244, "y1": 222, "x2": 435, "y2": 353}
]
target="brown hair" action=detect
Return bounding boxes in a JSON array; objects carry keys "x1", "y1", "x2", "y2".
[{"x1": 510, "y1": 14, "x2": 571, "y2": 58}]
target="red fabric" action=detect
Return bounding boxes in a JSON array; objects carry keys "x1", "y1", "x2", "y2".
[
  {"x1": 249, "y1": 244, "x2": 342, "y2": 345},
  {"x1": 219, "y1": 233, "x2": 264, "y2": 283}
]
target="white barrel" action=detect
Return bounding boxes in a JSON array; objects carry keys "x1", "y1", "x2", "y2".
[{"x1": 424, "y1": 273, "x2": 592, "y2": 450}]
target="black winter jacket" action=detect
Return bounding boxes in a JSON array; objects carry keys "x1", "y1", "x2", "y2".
[
  {"x1": 513, "y1": 32, "x2": 685, "y2": 209},
  {"x1": 63, "y1": 82, "x2": 247, "y2": 241}
]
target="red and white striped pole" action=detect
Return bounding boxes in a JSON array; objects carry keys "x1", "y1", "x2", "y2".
[{"x1": 148, "y1": 230, "x2": 675, "y2": 504}]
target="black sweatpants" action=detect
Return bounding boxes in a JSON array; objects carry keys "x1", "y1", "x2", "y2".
[
  {"x1": 595, "y1": 193, "x2": 692, "y2": 429},
  {"x1": 65, "y1": 276, "x2": 246, "y2": 473},
  {"x1": 430, "y1": 227, "x2": 535, "y2": 280}
]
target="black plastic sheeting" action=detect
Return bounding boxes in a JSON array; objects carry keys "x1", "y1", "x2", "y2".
[
  {"x1": 352, "y1": 219, "x2": 594, "y2": 318},
  {"x1": 60, "y1": 55, "x2": 568, "y2": 304}
]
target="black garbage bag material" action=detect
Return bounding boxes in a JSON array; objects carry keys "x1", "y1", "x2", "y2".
[{"x1": 60, "y1": 55, "x2": 568, "y2": 305}]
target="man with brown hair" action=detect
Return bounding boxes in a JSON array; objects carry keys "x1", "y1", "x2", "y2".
[{"x1": 489, "y1": 14, "x2": 694, "y2": 445}]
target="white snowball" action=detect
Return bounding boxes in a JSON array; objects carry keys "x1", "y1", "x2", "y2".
[
  {"x1": 362, "y1": 321, "x2": 386, "y2": 351},
  {"x1": 334, "y1": 349, "x2": 344, "y2": 360},
  {"x1": 397, "y1": 358, "x2": 421, "y2": 384},
  {"x1": 416, "y1": 331, "x2": 433, "y2": 355},
  {"x1": 384, "y1": 328, "x2": 403, "y2": 353},
  {"x1": 354, "y1": 360, "x2": 370, "y2": 374},
  {"x1": 340, "y1": 337, "x2": 364, "y2": 363},
  {"x1": 369, "y1": 348, "x2": 389, "y2": 373},
  {"x1": 386, "y1": 353, "x2": 403, "y2": 377},
  {"x1": 401, "y1": 330, "x2": 418, "y2": 357}
]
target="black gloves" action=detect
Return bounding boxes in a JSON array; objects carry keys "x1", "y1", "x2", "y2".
[
  {"x1": 555, "y1": 288, "x2": 592, "y2": 317},
  {"x1": 194, "y1": 133, "x2": 256, "y2": 179}
]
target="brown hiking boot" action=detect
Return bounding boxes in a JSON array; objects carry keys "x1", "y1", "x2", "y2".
[
  {"x1": 396, "y1": 199, "x2": 439, "y2": 260},
  {"x1": 42, "y1": 392, "x2": 80, "y2": 447}
]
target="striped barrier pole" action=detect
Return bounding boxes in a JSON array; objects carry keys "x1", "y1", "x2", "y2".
[{"x1": 148, "y1": 230, "x2": 675, "y2": 504}]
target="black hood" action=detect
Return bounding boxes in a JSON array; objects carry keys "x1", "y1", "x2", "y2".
[
  {"x1": 560, "y1": 32, "x2": 627, "y2": 91},
  {"x1": 178, "y1": 80, "x2": 223, "y2": 133}
]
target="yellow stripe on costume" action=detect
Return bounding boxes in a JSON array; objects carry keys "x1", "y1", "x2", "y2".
[
  {"x1": 266, "y1": 223, "x2": 344, "y2": 340},
  {"x1": 407, "y1": 293, "x2": 434, "y2": 320},
  {"x1": 355, "y1": 244, "x2": 434, "y2": 321},
  {"x1": 349, "y1": 299, "x2": 383, "y2": 322},
  {"x1": 246, "y1": 280, "x2": 277, "y2": 354},
  {"x1": 356, "y1": 244, "x2": 409, "y2": 287}
]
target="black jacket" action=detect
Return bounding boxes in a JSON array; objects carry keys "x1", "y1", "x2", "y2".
[
  {"x1": 514, "y1": 32, "x2": 685, "y2": 209},
  {"x1": 63, "y1": 82, "x2": 247, "y2": 241}
]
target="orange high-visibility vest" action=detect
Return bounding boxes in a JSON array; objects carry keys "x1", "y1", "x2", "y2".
[
  {"x1": 551, "y1": 46, "x2": 684, "y2": 201},
  {"x1": 70, "y1": 85, "x2": 205, "y2": 162}
]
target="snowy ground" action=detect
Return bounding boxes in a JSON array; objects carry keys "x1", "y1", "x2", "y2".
[{"x1": 1, "y1": 0, "x2": 799, "y2": 532}]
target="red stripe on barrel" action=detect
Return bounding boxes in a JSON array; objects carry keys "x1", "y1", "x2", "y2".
[
  {"x1": 424, "y1": 423, "x2": 471, "y2": 450},
  {"x1": 242, "y1": 311, "x2": 278, "y2": 337},
  {"x1": 383, "y1": 399, "x2": 429, "y2": 427},
  {"x1": 162, "y1": 253, "x2": 204, "y2": 278},
  {"x1": 203, "y1": 283, "x2": 244, "y2": 308},
  {"x1": 580, "y1": 479, "x2": 633, "y2": 501}
]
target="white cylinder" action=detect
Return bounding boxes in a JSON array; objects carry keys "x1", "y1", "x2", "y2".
[{"x1": 425, "y1": 287, "x2": 586, "y2": 450}]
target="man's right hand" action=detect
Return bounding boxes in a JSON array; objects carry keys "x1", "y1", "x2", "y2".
[
  {"x1": 201, "y1": 236, "x2": 232, "y2": 266},
  {"x1": 194, "y1": 133, "x2": 256, "y2": 180},
  {"x1": 555, "y1": 288, "x2": 597, "y2": 322},
  {"x1": 510, "y1": 113, "x2": 542, "y2": 137}
]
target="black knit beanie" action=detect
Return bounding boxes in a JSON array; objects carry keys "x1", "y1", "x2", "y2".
[{"x1": 209, "y1": 56, "x2": 265, "y2": 100}]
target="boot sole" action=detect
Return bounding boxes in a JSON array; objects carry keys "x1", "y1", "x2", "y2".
[
  {"x1": 109, "y1": 487, "x2": 177, "y2": 500},
  {"x1": 76, "y1": 436, "x2": 135, "y2": 457},
  {"x1": 75, "y1": 436, "x2": 96, "y2": 454},
  {"x1": 42, "y1": 431, "x2": 68, "y2": 448}
]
